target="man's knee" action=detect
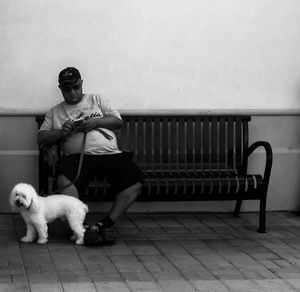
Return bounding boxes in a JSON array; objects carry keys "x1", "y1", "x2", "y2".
[
  {"x1": 131, "y1": 182, "x2": 142, "y2": 193},
  {"x1": 57, "y1": 174, "x2": 70, "y2": 187},
  {"x1": 118, "y1": 182, "x2": 142, "y2": 200},
  {"x1": 129, "y1": 182, "x2": 142, "y2": 197},
  {"x1": 57, "y1": 174, "x2": 79, "y2": 197}
]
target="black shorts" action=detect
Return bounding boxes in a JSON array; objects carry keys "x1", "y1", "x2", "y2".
[{"x1": 58, "y1": 152, "x2": 144, "y2": 195}]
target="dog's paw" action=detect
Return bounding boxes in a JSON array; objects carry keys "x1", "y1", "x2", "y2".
[
  {"x1": 21, "y1": 236, "x2": 34, "y2": 243},
  {"x1": 70, "y1": 234, "x2": 76, "y2": 241},
  {"x1": 75, "y1": 238, "x2": 84, "y2": 245},
  {"x1": 37, "y1": 238, "x2": 48, "y2": 244}
]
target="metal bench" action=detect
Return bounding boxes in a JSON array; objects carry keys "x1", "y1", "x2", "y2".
[{"x1": 36, "y1": 114, "x2": 273, "y2": 232}]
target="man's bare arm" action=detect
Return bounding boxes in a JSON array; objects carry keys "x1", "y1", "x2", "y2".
[
  {"x1": 38, "y1": 129, "x2": 68, "y2": 146},
  {"x1": 38, "y1": 120, "x2": 73, "y2": 146}
]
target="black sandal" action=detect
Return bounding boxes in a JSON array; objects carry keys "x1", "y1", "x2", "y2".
[{"x1": 84, "y1": 223, "x2": 116, "y2": 246}]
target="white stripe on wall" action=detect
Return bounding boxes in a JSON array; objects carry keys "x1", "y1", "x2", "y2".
[
  {"x1": 0, "y1": 150, "x2": 38, "y2": 156},
  {"x1": 254, "y1": 148, "x2": 300, "y2": 154}
]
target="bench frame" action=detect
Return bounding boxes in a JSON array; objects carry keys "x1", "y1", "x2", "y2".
[{"x1": 36, "y1": 114, "x2": 273, "y2": 233}]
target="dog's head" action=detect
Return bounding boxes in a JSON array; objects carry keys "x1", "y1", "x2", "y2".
[{"x1": 9, "y1": 183, "x2": 38, "y2": 212}]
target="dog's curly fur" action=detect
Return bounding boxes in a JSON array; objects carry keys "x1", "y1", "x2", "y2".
[{"x1": 9, "y1": 183, "x2": 88, "y2": 245}]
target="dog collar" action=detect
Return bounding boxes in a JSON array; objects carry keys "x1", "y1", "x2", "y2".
[{"x1": 26, "y1": 198, "x2": 33, "y2": 210}]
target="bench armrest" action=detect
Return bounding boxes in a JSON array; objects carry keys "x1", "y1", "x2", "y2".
[{"x1": 246, "y1": 141, "x2": 273, "y2": 187}]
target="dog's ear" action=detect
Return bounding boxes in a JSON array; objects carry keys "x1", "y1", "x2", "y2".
[{"x1": 29, "y1": 187, "x2": 40, "y2": 212}]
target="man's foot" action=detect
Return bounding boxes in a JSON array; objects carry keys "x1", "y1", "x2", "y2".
[{"x1": 84, "y1": 223, "x2": 116, "y2": 246}]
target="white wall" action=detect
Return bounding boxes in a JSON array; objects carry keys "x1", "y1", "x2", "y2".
[
  {"x1": 1, "y1": 0, "x2": 300, "y2": 112},
  {"x1": 0, "y1": 1, "x2": 300, "y2": 214}
]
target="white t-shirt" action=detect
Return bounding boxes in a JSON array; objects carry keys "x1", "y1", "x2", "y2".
[{"x1": 39, "y1": 93, "x2": 122, "y2": 155}]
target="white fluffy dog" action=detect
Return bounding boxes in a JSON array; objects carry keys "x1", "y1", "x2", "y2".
[{"x1": 9, "y1": 183, "x2": 88, "y2": 245}]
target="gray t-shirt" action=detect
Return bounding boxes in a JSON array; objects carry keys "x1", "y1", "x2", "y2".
[{"x1": 39, "y1": 93, "x2": 122, "y2": 155}]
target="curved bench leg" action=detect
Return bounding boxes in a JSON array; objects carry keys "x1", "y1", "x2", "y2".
[{"x1": 258, "y1": 197, "x2": 266, "y2": 233}]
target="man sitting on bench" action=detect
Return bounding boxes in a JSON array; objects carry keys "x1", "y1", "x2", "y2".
[{"x1": 38, "y1": 67, "x2": 144, "y2": 245}]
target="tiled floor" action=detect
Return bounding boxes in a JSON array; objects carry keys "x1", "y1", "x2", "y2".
[{"x1": 2, "y1": 212, "x2": 300, "y2": 292}]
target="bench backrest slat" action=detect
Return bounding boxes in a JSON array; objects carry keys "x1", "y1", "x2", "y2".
[{"x1": 118, "y1": 115, "x2": 250, "y2": 173}]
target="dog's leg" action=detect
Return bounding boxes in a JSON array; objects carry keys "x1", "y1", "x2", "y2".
[
  {"x1": 21, "y1": 223, "x2": 36, "y2": 243},
  {"x1": 70, "y1": 233, "x2": 77, "y2": 241},
  {"x1": 35, "y1": 222, "x2": 48, "y2": 244},
  {"x1": 67, "y1": 215, "x2": 85, "y2": 245}
]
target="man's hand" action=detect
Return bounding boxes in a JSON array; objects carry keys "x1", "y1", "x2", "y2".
[
  {"x1": 77, "y1": 119, "x2": 113, "y2": 140},
  {"x1": 61, "y1": 121, "x2": 74, "y2": 137},
  {"x1": 76, "y1": 119, "x2": 96, "y2": 133}
]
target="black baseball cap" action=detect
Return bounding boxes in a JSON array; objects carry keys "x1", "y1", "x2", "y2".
[{"x1": 58, "y1": 67, "x2": 81, "y2": 86}]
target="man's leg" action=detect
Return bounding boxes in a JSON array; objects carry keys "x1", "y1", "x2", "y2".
[
  {"x1": 84, "y1": 182, "x2": 141, "y2": 245},
  {"x1": 94, "y1": 182, "x2": 141, "y2": 228},
  {"x1": 108, "y1": 182, "x2": 141, "y2": 222},
  {"x1": 57, "y1": 174, "x2": 90, "y2": 229},
  {"x1": 57, "y1": 174, "x2": 79, "y2": 198},
  {"x1": 84, "y1": 153, "x2": 143, "y2": 245},
  {"x1": 57, "y1": 154, "x2": 90, "y2": 198}
]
